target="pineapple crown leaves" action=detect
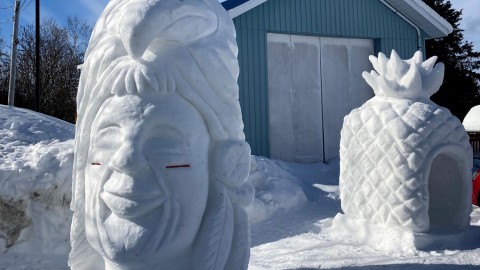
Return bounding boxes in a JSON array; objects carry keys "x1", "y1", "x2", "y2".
[{"x1": 362, "y1": 50, "x2": 444, "y2": 100}]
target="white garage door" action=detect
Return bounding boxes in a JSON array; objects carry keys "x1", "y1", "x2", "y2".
[{"x1": 267, "y1": 33, "x2": 373, "y2": 163}]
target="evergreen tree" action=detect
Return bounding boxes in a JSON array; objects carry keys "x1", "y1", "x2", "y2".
[{"x1": 422, "y1": 0, "x2": 480, "y2": 120}]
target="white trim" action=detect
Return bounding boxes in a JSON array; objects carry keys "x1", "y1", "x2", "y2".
[
  {"x1": 228, "y1": 0, "x2": 267, "y2": 18},
  {"x1": 403, "y1": 0, "x2": 453, "y2": 35},
  {"x1": 385, "y1": 0, "x2": 453, "y2": 38}
]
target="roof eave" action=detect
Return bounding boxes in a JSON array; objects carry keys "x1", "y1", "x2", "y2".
[
  {"x1": 224, "y1": 0, "x2": 454, "y2": 38},
  {"x1": 385, "y1": 0, "x2": 453, "y2": 38}
]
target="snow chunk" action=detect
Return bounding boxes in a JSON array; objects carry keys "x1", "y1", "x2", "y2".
[
  {"x1": 246, "y1": 157, "x2": 307, "y2": 223},
  {"x1": 463, "y1": 105, "x2": 480, "y2": 132}
]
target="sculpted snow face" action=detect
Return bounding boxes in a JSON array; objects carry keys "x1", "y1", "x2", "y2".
[
  {"x1": 85, "y1": 94, "x2": 209, "y2": 266},
  {"x1": 69, "y1": 0, "x2": 253, "y2": 269}
]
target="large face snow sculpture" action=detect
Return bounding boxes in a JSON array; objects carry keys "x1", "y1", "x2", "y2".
[
  {"x1": 85, "y1": 93, "x2": 210, "y2": 267},
  {"x1": 69, "y1": 0, "x2": 253, "y2": 269}
]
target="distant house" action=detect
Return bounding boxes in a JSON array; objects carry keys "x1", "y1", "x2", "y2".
[{"x1": 221, "y1": 0, "x2": 452, "y2": 163}]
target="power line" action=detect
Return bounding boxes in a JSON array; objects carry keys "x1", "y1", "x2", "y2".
[
  {"x1": 0, "y1": 3, "x2": 13, "y2": 27},
  {"x1": 20, "y1": 0, "x2": 32, "y2": 12},
  {"x1": 0, "y1": 5, "x2": 14, "y2": 9}
]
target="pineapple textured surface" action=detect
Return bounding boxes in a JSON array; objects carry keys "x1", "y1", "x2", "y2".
[{"x1": 338, "y1": 50, "x2": 472, "y2": 243}]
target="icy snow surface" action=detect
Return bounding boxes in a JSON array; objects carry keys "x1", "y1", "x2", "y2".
[{"x1": 1, "y1": 105, "x2": 480, "y2": 269}]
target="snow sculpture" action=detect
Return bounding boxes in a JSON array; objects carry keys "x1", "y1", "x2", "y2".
[
  {"x1": 336, "y1": 50, "x2": 472, "y2": 249},
  {"x1": 69, "y1": 0, "x2": 253, "y2": 269}
]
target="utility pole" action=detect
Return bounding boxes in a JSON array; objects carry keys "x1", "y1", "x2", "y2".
[
  {"x1": 8, "y1": 0, "x2": 21, "y2": 106},
  {"x1": 35, "y1": 0, "x2": 40, "y2": 112}
]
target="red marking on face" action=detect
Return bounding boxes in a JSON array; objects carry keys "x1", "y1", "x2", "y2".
[
  {"x1": 165, "y1": 164, "x2": 191, "y2": 169},
  {"x1": 91, "y1": 162, "x2": 102, "y2": 166}
]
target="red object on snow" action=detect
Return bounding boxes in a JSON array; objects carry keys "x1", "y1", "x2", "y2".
[
  {"x1": 166, "y1": 164, "x2": 191, "y2": 169},
  {"x1": 473, "y1": 169, "x2": 480, "y2": 206}
]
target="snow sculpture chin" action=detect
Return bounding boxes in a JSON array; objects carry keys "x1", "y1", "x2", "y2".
[
  {"x1": 334, "y1": 50, "x2": 473, "y2": 251},
  {"x1": 69, "y1": 0, "x2": 253, "y2": 269}
]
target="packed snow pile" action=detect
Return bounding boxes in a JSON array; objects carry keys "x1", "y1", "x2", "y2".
[
  {"x1": 0, "y1": 105, "x2": 74, "y2": 256},
  {"x1": 338, "y1": 50, "x2": 472, "y2": 251},
  {"x1": 463, "y1": 105, "x2": 480, "y2": 132}
]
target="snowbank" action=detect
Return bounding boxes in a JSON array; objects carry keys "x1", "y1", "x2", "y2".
[{"x1": 0, "y1": 105, "x2": 74, "y2": 256}]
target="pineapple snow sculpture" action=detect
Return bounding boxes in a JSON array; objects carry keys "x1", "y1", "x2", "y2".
[{"x1": 339, "y1": 50, "x2": 472, "y2": 236}]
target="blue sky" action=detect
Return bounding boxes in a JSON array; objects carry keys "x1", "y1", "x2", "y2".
[
  {"x1": 0, "y1": 0, "x2": 109, "y2": 36},
  {"x1": 0, "y1": 0, "x2": 479, "y2": 52}
]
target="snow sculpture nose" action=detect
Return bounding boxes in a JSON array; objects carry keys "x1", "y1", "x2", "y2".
[{"x1": 110, "y1": 143, "x2": 148, "y2": 174}]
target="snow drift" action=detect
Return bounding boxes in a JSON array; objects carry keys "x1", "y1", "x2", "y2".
[{"x1": 0, "y1": 105, "x2": 74, "y2": 256}]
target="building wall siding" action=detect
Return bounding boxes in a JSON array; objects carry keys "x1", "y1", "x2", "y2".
[{"x1": 234, "y1": 0, "x2": 426, "y2": 157}]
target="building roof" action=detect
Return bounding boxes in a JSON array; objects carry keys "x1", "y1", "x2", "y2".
[{"x1": 221, "y1": 0, "x2": 453, "y2": 38}]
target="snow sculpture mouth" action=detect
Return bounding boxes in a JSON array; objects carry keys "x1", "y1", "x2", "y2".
[
  {"x1": 101, "y1": 174, "x2": 165, "y2": 219},
  {"x1": 337, "y1": 50, "x2": 473, "y2": 250}
]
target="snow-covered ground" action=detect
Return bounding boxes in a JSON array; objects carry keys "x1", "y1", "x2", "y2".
[{"x1": 1, "y1": 104, "x2": 480, "y2": 269}]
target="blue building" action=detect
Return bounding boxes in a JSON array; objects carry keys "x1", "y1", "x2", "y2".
[{"x1": 221, "y1": 0, "x2": 452, "y2": 163}]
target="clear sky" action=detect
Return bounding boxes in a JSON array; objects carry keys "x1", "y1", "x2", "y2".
[{"x1": 0, "y1": 0, "x2": 479, "y2": 52}]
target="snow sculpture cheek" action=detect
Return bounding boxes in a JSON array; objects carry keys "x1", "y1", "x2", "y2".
[
  {"x1": 85, "y1": 94, "x2": 210, "y2": 268},
  {"x1": 335, "y1": 50, "x2": 473, "y2": 251}
]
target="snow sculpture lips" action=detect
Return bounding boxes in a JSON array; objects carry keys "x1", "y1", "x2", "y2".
[{"x1": 101, "y1": 173, "x2": 165, "y2": 219}]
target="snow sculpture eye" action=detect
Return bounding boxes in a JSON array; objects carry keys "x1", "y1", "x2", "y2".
[
  {"x1": 93, "y1": 125, "x2": 122, "y2": 152},
  {"x1": 143, "y1": 131, "x2": 190, "y2": 169}
]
